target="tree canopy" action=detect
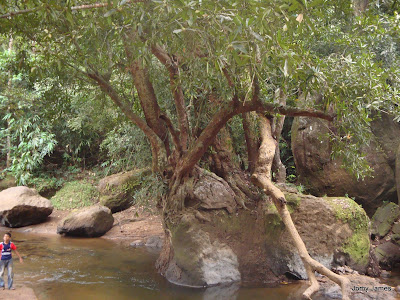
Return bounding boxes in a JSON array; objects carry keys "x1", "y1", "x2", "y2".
[{"x1": 0, "y1": 0, "x2": 399, "y2": 180}]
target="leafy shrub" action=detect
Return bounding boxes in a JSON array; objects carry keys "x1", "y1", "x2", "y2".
[{"x1": 100, "y1": 122, "x2": 152, "y2": 174}]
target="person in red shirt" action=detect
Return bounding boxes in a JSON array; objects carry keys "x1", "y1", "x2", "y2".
[{"x1": 0, "y1": 232, "x2": 23, "y2": 290}]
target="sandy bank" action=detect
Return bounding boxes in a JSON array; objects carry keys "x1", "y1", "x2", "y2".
[{"x1": 0, "y1": 285, "x2": 38, "y2": 300}]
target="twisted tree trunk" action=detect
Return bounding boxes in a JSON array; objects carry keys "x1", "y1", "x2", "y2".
[{"x1": 251, "y1": 114, "x2": 350, "y2": 300}]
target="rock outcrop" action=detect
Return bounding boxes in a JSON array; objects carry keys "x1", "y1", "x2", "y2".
[
  {"x1": 98, "y1": 169, "x2": 149, "y2": 213},
  {"x1": 0, "y1": 186, "x2": 53, "y2": 227},
  {"x1": 164, "y1": 215, "x2": 241, "y2": 287},
  {"x1": 291, "y1": 113, "x2": 400, "y2": 215},
  {"x1": 192, "y1": 171, "x2": 237, "y2": 213},
  {"x1": 57, "y1": 205, "x2": 114, "y2": 237},
  {"x1": 371, "y1": 202, "x2": 400, "y2": 269},
  {"x1": 159, "y1": 187, "x2": 371, "y2": 287}
]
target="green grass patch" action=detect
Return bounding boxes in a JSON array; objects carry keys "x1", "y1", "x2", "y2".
[{"x1": 50, "y1": 180, "x2": 99, "y2": 209}]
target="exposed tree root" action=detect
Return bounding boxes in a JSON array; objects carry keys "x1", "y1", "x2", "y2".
[{"x1": 252, "y1": 115, "x2": 350, "y2": 300}]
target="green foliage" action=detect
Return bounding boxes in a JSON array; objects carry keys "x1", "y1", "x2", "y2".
[
  {"x1": 100, "y1": 122, "x2": 152, "y2": 174},
  {"x1": 50, "y1": 180, "x2": 99, "y2": 210},
  {"x1": 28, "y1": 175, "x2": 64, "y2": 194},
  {"x1": 0, "y1": 0, "x2": 399, "y2": 181},
  {"x1": 132, "y1": 173, "x2": 167, "y2": 208},
  {"x1": 0, "y1": 45, "x2": 57, "y2": 184}
]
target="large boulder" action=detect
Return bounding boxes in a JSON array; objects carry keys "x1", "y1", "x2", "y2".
[
  {"x1": 371, "y1": 202, "x2": 400, "y2": 269},
  {"x1": 160, "y1": 188, "x2": 371, "y2": 287},
  {"x1": 57, "y1": 205, "x2": 114, "y2": 237},
  {"x1": 291, "y1": 113, "x2": 400, "y2": 215},
  {"x1": 0, "y1": 186, "x2": 53, "y2": 227},
  {"x1": 98, "y1": 169, "x2": 149, "y2": 213}
]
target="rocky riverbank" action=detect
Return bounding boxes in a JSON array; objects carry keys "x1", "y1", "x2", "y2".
[{"x1": 4, "y1": 206, "x2": 164, "y2": 246}]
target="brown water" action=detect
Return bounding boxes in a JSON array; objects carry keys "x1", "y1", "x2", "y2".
[{"x1": 9, "y1": 232, "x2": 319, "y2": 300}]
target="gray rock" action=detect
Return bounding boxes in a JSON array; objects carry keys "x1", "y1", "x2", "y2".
[
  {"x1": 371, "y1": 202, "x2": 400, "y2": 237},
  {"x1": 193, "y1": 171, "x2": 236, "y2": 213},
  {"x1": 57, "y1": 205, "x2": 114, "y2": 237},
  {"x1": 374, "y1": 242, "x2": 400, "y2": 268},
  {"x1": 164, "y1": 215, "x2": 241, "y2": 287},
  {"x1": 0, "y1": 186, "x2": 53, "y2": 227},
  {"x1": 145, "y1": 236, "x2": 163, "y2": 249}
]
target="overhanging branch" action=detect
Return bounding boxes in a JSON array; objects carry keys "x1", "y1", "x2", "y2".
[
  {"x1": 0, "y1": 1, "x2": 147, "y2": 19},
  {"x1": 176, "y1": 99, "x2": 334, "y2": 177}
]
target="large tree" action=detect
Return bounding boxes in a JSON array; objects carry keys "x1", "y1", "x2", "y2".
[{"x1": 1, "y1": 1, "x2": 400, "y2": 299}]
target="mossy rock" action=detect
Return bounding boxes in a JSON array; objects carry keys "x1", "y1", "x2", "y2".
[
  {"x1": 324, "y1": 196, "x2": 371, "y2": 268},
  {"x1": 391, "y1": 223, "x2": 400, "y2": 245},
  {"x1": 98, "y1": 169, "x2": 149, "y2": 213},
  {"x1": 371, "y1": 202, "x2": 400, "y2": 238}
]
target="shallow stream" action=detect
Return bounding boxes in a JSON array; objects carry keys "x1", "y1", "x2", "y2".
[{"x1": 6, "y1": 232, "x2": 372, "y2": 300}]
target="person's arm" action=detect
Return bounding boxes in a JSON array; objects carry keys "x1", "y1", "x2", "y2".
[
  {"x1": 11, "y1": 244, "x2": 23, "y2": 263},
  {"x1": 14, "y1": 249, "x2": 23, "y2": 263}
]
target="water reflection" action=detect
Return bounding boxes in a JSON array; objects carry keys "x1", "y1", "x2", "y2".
[{"x1": 10, "y1": 232, "x2": 315, "y2": 300}]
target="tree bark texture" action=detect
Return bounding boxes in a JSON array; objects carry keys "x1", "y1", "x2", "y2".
[
  {"x1": 242, "y1": 112, "x2": 259, "y2": 174},
  {"x1": 152, "y1": 45, "x2": 190, "y2": 151},
  {"x1": 128, "y1": 61, "x2": 171, "y2": 156},
  {"x1": 251, "y1": 115, "x2": 350, "y2": 300},
  {"x1": 210, "y1": 127, "x2": 259, "y2": 208},
  {"x1": 271, "y1": 88, "x2": 287, "y2": 183}
]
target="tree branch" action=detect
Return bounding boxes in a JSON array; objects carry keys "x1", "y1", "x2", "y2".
[
  {"x1": 87, "y1": 71, "x2": 165, "y2": 172},
  {"x1": 0, "y1": 1, "x2": 147, "y2": 19},
  {"x1": 122, "y1": 33, "x2": 171, "y2": 156},
  {"x1": 176, "y1": 99, "x2": 334, "y2": 177},
  {"x1": 151, "y1": 44, "x2": 190, "y2": 151},
  {"x1": 160, "y1": 114, "x2": 182, "y2": 154}
]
